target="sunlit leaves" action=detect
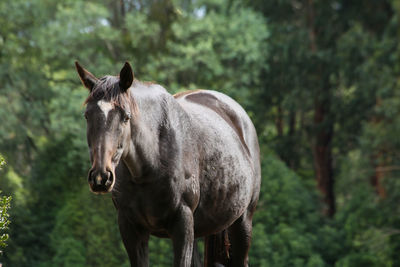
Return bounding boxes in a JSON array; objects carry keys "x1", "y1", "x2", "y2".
[{"x1": 0, "y1": 156, "x2": 11, "y2": 254}]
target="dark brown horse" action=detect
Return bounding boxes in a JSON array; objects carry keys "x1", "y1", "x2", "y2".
[{"x1": 75, "y1": 61, "x2": 261, "y2": 267}]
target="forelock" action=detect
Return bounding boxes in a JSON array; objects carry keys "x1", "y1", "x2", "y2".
[
  {"x1": 84, "y1": 75, "x2": 138, "y2": 116},
  {"x1": 85, "y1": 76, "x2": 119, "y2": 103}
]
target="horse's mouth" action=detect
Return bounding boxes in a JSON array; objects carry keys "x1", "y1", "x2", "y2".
[{"x1": 89, "y1": 184, "x2": 113, "y2": 194}]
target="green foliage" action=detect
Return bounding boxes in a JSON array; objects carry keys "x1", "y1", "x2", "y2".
[
  {"x1": 149, "y1": 237, "x2": 173, "y2": 266},
  {"x1": 332, "y1": 150, "x2": 400, "y2": 266},
  {"x1": 153, "y1": 4, "x2": 269, "y2": 98},
  {"x1": 0, "y1": 155, "x2": 11, "y2": 254},
  {"x1": 49, "y1": 188, "x2": 127, "y2": 267},
  {"x1": 0, "y1": 191, "x2": 11, "y2": 254},
  {"x1": 250, "y1": 147, "x2": 324, "y2": 266}
]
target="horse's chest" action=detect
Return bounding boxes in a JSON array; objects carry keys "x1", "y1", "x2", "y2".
[{"x1": 116, "y1": 179, "x2": 195, "y2": 231}]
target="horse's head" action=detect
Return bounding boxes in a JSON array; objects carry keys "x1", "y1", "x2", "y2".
[{"x1": 75, "y1": 61, "x2": 135, "y2": 193}]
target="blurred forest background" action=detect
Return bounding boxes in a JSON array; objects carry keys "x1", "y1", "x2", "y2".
[{"x1": 0, "y1": 0, "x2": 400, "y2": 266}]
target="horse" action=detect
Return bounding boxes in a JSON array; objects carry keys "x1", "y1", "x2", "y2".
[{"x1": 75, "y1": 61, "x2": 261, "y2": 267}]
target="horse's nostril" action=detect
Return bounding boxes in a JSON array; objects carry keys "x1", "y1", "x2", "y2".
[
  {"x1": 105, "y1": 171, "x2": 113, "y2": 187},
  {"x1": 88, "y1": 169, "x2": 94, "y2": 184}
]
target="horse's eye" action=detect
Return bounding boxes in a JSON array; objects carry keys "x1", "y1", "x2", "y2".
[{"x1": 123, "y1": 112, "x2": 131, "y2": 123}]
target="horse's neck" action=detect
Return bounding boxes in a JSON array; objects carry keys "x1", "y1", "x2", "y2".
[{"x1": 123, "y1": 85, "x2": 191, "y2": 181}]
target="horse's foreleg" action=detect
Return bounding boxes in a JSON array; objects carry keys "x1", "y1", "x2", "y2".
[
  {"x1": 191, "y1": 239, "x2": 203, "y2": 267},
  {"x1": 170, "y1": 205, "x2": 194, "y2": 267},
  {"x1": 118, "y1": 213, "x2": 149, "y2": 267}
]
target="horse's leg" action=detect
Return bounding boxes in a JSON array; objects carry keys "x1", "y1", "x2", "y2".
[
  {"x1": 204, "y1": 230, "x2": 230, "y2": 267},
  {"x1": 170, "y1": 205, "x2": 194, "y2": 267},
  {"x1": 227, "y1": 212, "x2": 253, "y2": 267},
  {"x1": 204, "y1": 235, "x2": 215, "y2": 267},
  {"x1": 118, "y1": 213, "x2": 149, "y2": 267},
  {"x1": 191, "y1": 239, "x2": 203, "y2": 267}
]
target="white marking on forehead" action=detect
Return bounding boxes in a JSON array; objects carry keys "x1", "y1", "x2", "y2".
[{"x1": 97, "y1": 100, "x2": 113, "y2": 119}]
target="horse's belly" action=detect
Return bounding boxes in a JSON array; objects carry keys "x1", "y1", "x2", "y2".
[{"x1": 193, "y1": 158, "x2": 255, "y2": 237}]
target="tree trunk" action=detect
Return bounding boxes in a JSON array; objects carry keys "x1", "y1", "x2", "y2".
[
  {"x1": 308, "y1": 0, "x2": 335, "y2": 216},
  {"x1": 287, "y1": 110, "x2": 296, "y2": 169},
  {"x1": 370, "y1": 152, "x2": 386, "y2": 198},
  {"x1": 369, "y1": 97, "x2": 386, "y2": 198},
  {"x1": 312, "y1": 102, "x2": 335, "y2": 216},
  {"x1": 288, "y1": 110, "x2": 296, "y2": 136},
  {"x1": 276, "y1": 104, "x2": 284, "y2": 136}
]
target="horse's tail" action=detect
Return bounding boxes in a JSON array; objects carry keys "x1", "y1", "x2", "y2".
[{"x1": 204, "y1": 229, "x2": 231, "y2": 267}]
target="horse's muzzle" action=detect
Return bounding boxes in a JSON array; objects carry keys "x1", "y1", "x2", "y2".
[{"x1": 88, "y1": 168, "x2": 114, "y2": 193}]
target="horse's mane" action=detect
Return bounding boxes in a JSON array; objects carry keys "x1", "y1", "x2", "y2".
[{"x1": 84, "y1": 75, "x2": 138, "y2": 115}]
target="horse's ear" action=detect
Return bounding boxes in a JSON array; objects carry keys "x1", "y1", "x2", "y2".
[
  {"x1": 75, "y1": 61, "x2": 98, "y2": 91},
  {"x1": 119, "y1": 62, "x2": 134, "y2": 92}
]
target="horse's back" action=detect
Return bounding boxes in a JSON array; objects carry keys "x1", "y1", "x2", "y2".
[{"x1": 175, "y1": 89, "x2": 260, "y2": 173}]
